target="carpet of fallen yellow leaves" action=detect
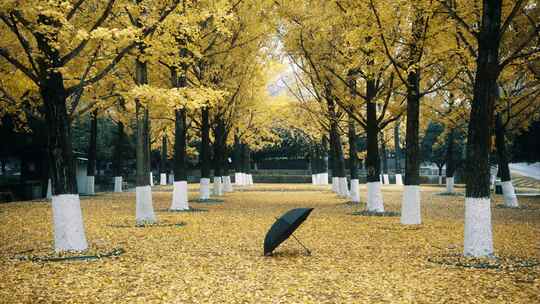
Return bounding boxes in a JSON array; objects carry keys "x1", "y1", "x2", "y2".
[{"x1": 0, "y1": 184, "x2": 539, "y2": 303}]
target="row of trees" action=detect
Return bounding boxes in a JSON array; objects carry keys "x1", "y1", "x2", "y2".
[
  {"x1": 0, "y1": 1, "x2": 538, "y2": 258},
  {"x1": 274, "y1": 0, "x2": 539, "y2": 257},
  {"x1": 0, "y1": 0, "x2": 282, "y2": 252}
]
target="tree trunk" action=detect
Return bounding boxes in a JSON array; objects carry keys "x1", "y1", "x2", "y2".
[
  {"x1": 463, "y1": 0, "x2": 502, "y2": 257},
  {"x1": 348, "y1": 113, "x2": 360, "y2": 202},
  {"x1": 86, "y1": 109, "x2": 97, "y2": 194},
  {"x1": 494, "y1": 115, "x2": 510, "y2": 181},
  {"x1": 212, "y1": 120, "x2": 224, "y2": 178},
  {"x1": 348, "y1": 114, "x2": 358, "y2": 180},
  {"x1": 381, "y1": 135, "x2": 388, "y2": 174},
  {"x1": 495, "y1": 114, "x2": 518, "y2": 207},
  {"x1": 394, "y1": 120, "x2": 401, "y2": 173},
  {"x1": 173, "y1": 109, "x2": 187, "y2": 181},
  {"x1": 365, "y1": 79, "x2": 380, "y2": 183},
  {"x1": 242, "y1": 143, "x2": 251, "y2": 173},
  {"x1": 135, "y1": 102, "x2": 151, "y2": 184},
  {"x1": 327, "y1": 96, "x2": 347, "y2": 196},
  {"x1": 87, "y1": 110, "x2": 98, "y2": 177},
  {"x1": 445, "y1": 129, "x2": 456, "y2": 193},
  {"x1": 233, "y1": 131, "x2": 241, "y2": 173},
  {"x1": 199, "y1": 107, "x2": 211, "y2": 199},
  {"x1": 112, "y1": 119, "x2": 126, "y2": 193},
  {"x1": 42, "y1": 78, "x2": 77, "y2": 195},
  {"x1": 446, "y1": 130, "x2": 456, "y2": 178},
  {"x1": 321, "y1": 135, "x2": 329, "y2": 173},
  {"x1": 135, "y1": 59, "x2": 150, "y2": 187},
  {"x1": 365, "y1": 79, "x2": 384, "y2": 211},
  {"x1": 403, "y1": 71, "x2": 421, "y2": 186},
  {"x1": 159, "y1": 135, "x2": 167, "y2": 185},
  {"x1": 201, "y1": 107, "x2": 211, "y2": 179},
  {"x1": 134, "y1": 58, "x2": 155, "y2": 223},
  {"x1": 40, "y1": 67, "x2": 87, "y2": 251},
  {"x1": 112, "y1": 120, "x2": 126, "y2": 177},
  {"x1": 160, "y1": 136, "x2": 167, "y2": 174},
  {"x1": 212, "y1": 119, "x2": 225, "y2": 196}
]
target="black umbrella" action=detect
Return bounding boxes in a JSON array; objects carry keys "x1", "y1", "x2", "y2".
[{"x1": 264, "y1": 208, "x2": 314, "y2": 256}]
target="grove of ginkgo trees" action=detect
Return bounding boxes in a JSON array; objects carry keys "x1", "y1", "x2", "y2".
[
  {"x1": 276, "y1": 0, "x2": 539, "y2": 257},
  {"x1": 0, "y1": 0, "x2": 538, "y2": 259},
  {"x1": 0, "y1": 0, "x2": 279, "y2": 251}
]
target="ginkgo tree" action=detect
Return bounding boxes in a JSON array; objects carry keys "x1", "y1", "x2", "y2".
[{"x1": 440, "y1": 0, "x2": 540, "y2": 257}]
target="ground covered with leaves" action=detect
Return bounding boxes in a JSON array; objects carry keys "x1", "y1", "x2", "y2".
[{"x1": 1, "y1": 184, "x2": 539, "y2": 303}]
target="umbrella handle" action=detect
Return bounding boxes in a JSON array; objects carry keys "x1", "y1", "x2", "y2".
[
  {"x1": 291, "y1": 233, "x2": 311, "y2": 256},
  {"x1": 273, "y1": 217, "x2": 311, "y2": 256}
]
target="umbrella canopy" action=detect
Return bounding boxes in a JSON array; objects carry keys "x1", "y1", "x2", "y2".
[{"x1": 264, "y1": 208, "x2": 314, "y2": 255}]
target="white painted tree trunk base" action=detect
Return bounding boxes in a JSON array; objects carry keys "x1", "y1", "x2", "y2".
[
  {"x1": 311, "y1": 174, "x2": 316, "y2": 185},
  {"x1": 114, "y1": 176, "x2": 123, "y2": 193},
  {"x1": 171, "y1": 181, "x2": 189, "y2": 210},
  {"x1": 223, "y1": 176, "x2": 233, "y2": 192},
  {"x1": 136, "y1": 186, "x2": 156, "y2": 225},
  {"x1": 367, "y1": 182, "x2": 384, "y2": 212},
  {"x1": 168, "y1": 173, "x2": 174, "y2": 185},
  {"x1": 160, "y1": 173, "x2": 167, "y2": 185},
  {"x1": 46, "y1": 179, "x2": 52, "y2": 199},
  {"x1": 438, "y1": 176, "x2": 443, "y2": 185},
  {"x1": 332, "y1": 177, "x2": 338, "y2": 192},
  {"x1": 86, "y1": 176, "x2": 95, "y2": 195},
  {"x1": 446, "y1": 177, "x2": 454, "y2": 193},
  {"x1": 501, "y1": 181, "x2": 519, "y2": 207},
  {"x1": 464, "y1": 197, "x2": 494, "y2": 257},
  {"x1": 383, "y1": 174, "x2": 389, "y2": 185},
  {"x1": 200, "y1": 178, "x2": 211, "y2": 200},
  {"x1": 247, "y1": 174, "x2": 253, "y2": 185},
  {"x1": 338, "y1": 177, "x2": 349, "y2": 197},
  {"x1": 400, "y1": 185, "x2": 421, "y2": 225},
  {"x1": 234, "y1": 173, "x2": 242, "y2": 185},
  {"x1": 321, "y1": 173, "x2": 328, "y2": 185},
  {"x1": 213, "y1": 177, "x2": 223, "y2": 196},
  {"x1": 52, "y1": 194, "x2": 88, "y2": 252},
  {"x1": 149, "y1": 173, "x2": 154, "y2": 186},
  {"x1": 350, "y1": 179, "x2": 360, "y2": 203},
  {"x1": 316, "y1": 173, "x2": 324, "y2": 185},
  {"x1": 239, "y1": 173, "x2": 243, "y2": 186},
  {"x1": 395, "y1": 174, "x2": 403, "y2": 186}
]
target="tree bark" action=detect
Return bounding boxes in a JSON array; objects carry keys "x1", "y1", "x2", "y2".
[
  {"x1": 404, "y1": 70, "x2": 421, "y2": 185},
  {"x1": 233, "y1": 131, "x2": 242, "y2": 173},
  {"x1": 365, "y1": 79, "x2": 380, "y2": 183},
  {"x1": 41, "y1": 72, "x2": 77, "y2": 194},
  {"x1": 212, "y1": 119, "x2": 225, "y2": 177},
  {"x1": 494, "y1": 115, "x2": 511, "y2": 181},
  {"x1": 86, "y1": 110, "x2": 98, "y2": 177},
  {"x1": 160, "y1": 136, "x2": 167, "y2": 174},
  {"x1": 348, "y1": 114, "x2": 358, "y2": 179},
  {"x1": 394, "y1": 120, "x2": 401, "y2": 173},
  {"x1": 241, "y1": 143, "x2": 251, "y2": 173},
  {"x1": 445, "y1": 130, "x2": 456, "y2": 178},
  {"x1": 173, "y1": 109, "x2": 187, "y2": 181},
  {"x1": 321, "y1": 135, "x2": 329, "y2": 173},
  {"x1": 112, "y1": 120, "x2": 126, "y2": 177},
  {"x1": 200, "y1": 107, "x2": 211, "y2": 178},
  {"x1": 135, "y1": 58, "x2": 150, "y2": 187},
  {"x1": 381, "y1": 135, "x2": 388, "y2": 174}
]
